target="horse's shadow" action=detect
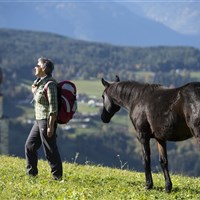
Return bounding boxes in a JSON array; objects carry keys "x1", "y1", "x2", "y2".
[{"x1": 172, "y1": 186, "x2": 200, "y2": 194}]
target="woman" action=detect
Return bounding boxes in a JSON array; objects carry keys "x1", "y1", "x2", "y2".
[{"x1": 25, "y1": 57, "x2": 62, "y2": 180}]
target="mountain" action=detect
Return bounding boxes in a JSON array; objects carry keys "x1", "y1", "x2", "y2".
[
  {"x1": 0, "y1": 1, "x2": 200, "y2": 48},
  {"x1": 130, "y1": 0, "x2": 200, "y2": 36}
]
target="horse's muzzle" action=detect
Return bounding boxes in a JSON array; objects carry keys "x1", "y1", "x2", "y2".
[
  {"x1": 101, "y1": 108, "x2": 112, "y2": 123},
  {"x1": 101, "y1": 115, "x2": 111, "y2": 123}
]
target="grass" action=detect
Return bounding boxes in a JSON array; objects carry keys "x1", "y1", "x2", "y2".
[
  {"x1": 190, "y1": 71, "x2": 200, "y2": 79},
  {"x1": 73, "y1": 79, "x2": 103, "y2": 98},
  {"x1": 1, "y1": 156, "x2": 200, "y2": 200}
]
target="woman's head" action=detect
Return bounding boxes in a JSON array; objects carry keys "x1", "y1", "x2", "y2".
[{"x1": 35, "y1": 57, "x2": 54, "y2": 77}]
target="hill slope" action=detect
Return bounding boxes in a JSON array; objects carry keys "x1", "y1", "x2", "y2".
[
  {"x1": 0, "y1": 156, "x2": 200, "y2": 199},
  {"x1": 1, "y1": 28, "x2": 200, "y2": 82}
]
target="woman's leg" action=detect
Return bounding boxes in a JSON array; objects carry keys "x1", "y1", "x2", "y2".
[
  {"x1": 38, "y1": 120, "x2": 63, "y2": 179},
  {"x1": 25, "y1": 121, "x2": 42, "y2": 176}
]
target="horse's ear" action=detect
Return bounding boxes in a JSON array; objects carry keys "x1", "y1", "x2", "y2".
[
  {"x1": 101, "y1": 78, "x2": 109, "y2": 87},
  {"x1": 115, "y1": 75, "x2": 120, "y2": 82}
]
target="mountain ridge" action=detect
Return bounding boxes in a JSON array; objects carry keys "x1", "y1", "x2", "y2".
[{"x1": 131, "y1": 1, "x2": 200, "y2": 36}]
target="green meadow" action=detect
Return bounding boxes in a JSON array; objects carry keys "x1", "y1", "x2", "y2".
[
  {"x1": 0, "y1": 156, "x2": 200, "y2": 200},
  {"x1": 74, "y1": 79, "x2": 103, "y2": 98}
]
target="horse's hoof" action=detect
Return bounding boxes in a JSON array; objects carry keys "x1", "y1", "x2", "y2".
[
  {"x1": 165, "y1": 184, "x2": 172, "y2": 193},
  {"x1": 165, "y1": 188, "x2": 172, "y2": 193},
  {"x1": 145, "y1": 184, "x2": 153, "y2": 190}
]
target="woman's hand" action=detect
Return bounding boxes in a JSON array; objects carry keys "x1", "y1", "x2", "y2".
[
  {"x1": 47, "y1": 113, "x2": 56, "y2": 138},
  {"x1": 47, "y1": 127, "x2": 54, "y2": 138},
  {"x1": 32, "y1": 84, "x2": 37, "y2": 94}
]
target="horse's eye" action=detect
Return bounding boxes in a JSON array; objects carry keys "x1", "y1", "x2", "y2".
[{"x1": 102, "y1": 95, "x2": 104, "y2": 99}]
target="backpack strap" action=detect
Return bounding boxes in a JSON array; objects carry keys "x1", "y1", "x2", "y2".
[{"x1": 43, "y1": 81, "x2": 56, "y2": 100}]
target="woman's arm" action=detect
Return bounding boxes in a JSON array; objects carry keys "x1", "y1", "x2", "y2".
[
  {"x1": 47, "y1": 82, "x2": 58, "y2": 138},
  {"x1": 47, "y1": 113, "x2": 56, "y2": 138}
]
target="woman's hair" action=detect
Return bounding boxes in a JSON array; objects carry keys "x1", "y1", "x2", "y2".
[{"x1": 38, "y1": 57, "x2": 54, "y2": 76}]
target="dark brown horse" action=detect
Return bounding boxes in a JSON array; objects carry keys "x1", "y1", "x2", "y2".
[{"x1": 101, "y1": 75, "x2": 200, "y2": 192}]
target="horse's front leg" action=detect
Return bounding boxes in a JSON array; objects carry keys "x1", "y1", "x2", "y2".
[
  {"x1": 156, "y1": 139, "x2": 172, "y2": 193},
  {"x1": 140, "y1": 138, "x2": 153, "y2": 190}
]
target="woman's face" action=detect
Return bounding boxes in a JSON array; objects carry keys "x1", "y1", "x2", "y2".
[{"x1": 34, "y1": 60, "x2": 46, "y2": 77}]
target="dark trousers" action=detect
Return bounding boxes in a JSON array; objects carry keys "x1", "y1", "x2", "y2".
[{"x1": 25, "y1": 120, "x2": 62, "y2": 178}]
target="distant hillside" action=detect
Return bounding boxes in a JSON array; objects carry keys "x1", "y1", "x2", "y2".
[
  {"x1": 1, "y1": 156, "x2": 200, "y2": 199},
  {"x1": 0, "y1": 2, "x2": 200, "y2": 48},
  {"x1": 1, "y1": 28, "x2": 200, "y2": 83}
]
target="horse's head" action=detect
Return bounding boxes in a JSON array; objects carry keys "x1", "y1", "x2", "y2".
[{"x1": 101, "y1": 75, "x2": 121, "y2": 123}]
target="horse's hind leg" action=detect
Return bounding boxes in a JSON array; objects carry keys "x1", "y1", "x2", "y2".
[
  {"x1": 156, "y1": 139, "x2": 172, "y2": 193},
  {"x1": 140, "y1": 139, "x2": 153, "y2": 190}
]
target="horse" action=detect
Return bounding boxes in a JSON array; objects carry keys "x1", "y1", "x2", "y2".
[{"x1": 101, "y1": 75, "x2": 200, "y2": 193}]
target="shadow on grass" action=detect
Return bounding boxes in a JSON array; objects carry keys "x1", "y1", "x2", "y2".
[{"x1": 172, "y1": 186, "x2": 200, "y2": 194}]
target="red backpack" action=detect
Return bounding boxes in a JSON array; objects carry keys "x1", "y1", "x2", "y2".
[{"x1": 44, "y1": 80, "x2": 77, "y2": 124}]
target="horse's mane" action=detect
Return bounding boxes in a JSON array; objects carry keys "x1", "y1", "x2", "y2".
[{"x1": 108, "y1": 81, "x2": 163, "y2": 103}]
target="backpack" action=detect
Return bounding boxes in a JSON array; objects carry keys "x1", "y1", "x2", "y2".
[{"x1": 44, "y1": 80, "x2": 77, "y2": 124}]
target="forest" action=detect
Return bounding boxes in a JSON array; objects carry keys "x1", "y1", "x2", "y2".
[
  {"x1": 1, "y1": 28, "x2": 200, "y2": 84},
  {"x1": 1, "y1": 28, "x2": 200, "y2": 176}
]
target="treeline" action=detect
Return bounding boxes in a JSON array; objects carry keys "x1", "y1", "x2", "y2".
[{"x1": 1, "y1": 28, "x2": 200, "y2": 86}]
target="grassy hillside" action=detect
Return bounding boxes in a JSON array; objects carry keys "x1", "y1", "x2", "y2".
[{"x1": 0, "y1": 156, "x2": 200, "y2": 200}]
